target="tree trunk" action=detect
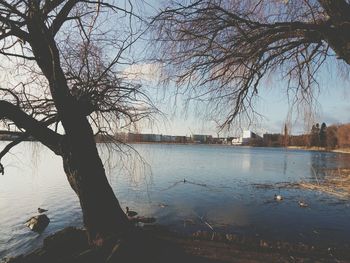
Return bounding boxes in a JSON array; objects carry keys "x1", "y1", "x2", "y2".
[
  {"x1": 318, "y1": 0, "x2": 350, "y2": 64},
  {"x1": 62, "y1": 131, "x2": 131, "y2": 246},
  {"x1": 25, "y1": 5, "x2": 131, "y2": 246}
]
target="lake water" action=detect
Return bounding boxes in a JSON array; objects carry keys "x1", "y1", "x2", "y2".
[{"x1": 1, "y1": 143, "x2": 350, "y2": 258}]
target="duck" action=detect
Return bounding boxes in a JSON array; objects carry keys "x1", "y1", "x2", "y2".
[
  {"x1": 159, "y1": 203, "x2": 168, "y2": 208},
  {"x1": 38, "y1": 208, "x2": 48, "y2": 213},
  {"x1": 298, "y1": 201, "x2": 308, "y2": 208},
  {"x1": 274, "y1": 194, "x2": 283, "y2": 201},
  {"x1": 126, "y1": 207, "x2": 138, "y2": 217}
]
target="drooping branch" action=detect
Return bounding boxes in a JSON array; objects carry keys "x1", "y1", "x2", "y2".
[
  {"x1": 0, "y1": 100, "x2": 62, "y2": 155},
  {"x1": 0, "y1": 113, "x2": 62, "y2": 175},
  {"x1": 0, "y1": 132, "x2": 29, "y2": 174},
  {"x1": 153, "y1": 0, "x2": 350, "y2": 127}
]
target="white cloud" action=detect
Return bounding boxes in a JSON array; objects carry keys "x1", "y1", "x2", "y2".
[{"x1": 122, "y1": 63, "x2": 163, "y2": 82}]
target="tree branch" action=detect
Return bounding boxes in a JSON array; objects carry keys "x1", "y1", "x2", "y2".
[
  {"x1": 0, "y1": 100, "x2": 62, "y2": 155},
  {"x1": 0, "y1": 132, "x2": 29, "y2": 174},
  {"x1": 50, "y1": 0, "x2": 79, "y2": 36}
]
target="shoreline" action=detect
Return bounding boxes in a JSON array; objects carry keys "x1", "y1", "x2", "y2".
[
  {"x1": 3, "y1": 226, "x2": 349, "y2": 263},
  {"x1": 287, "y1": 146, "x2": 350, "y2": 154}
]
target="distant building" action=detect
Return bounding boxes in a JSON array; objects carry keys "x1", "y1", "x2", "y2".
[
  {"x1": 175, "y1": 136, "x2": 187, "y2": 143},
  {"x1": 231, "y1": 137, "x2": 243, "y2": 145},
  {"x1": 229, "y1": 130, "x2": 262, "y2": 145},
  {"x1": 161, "y1": 135, "x2": 176, "y2": 143},
  {"x1": 242, "y1": 130, "x2": 261, "y2": 145},
  {"x1": 191, "y1": 134, "x2": 212, "y2": 144},
  {"x1": 263, "y1": 133, "x2": 283, "y2": 147},
  {"x1": 140, "y1": 134, "x2": 162, "y2": 142}
]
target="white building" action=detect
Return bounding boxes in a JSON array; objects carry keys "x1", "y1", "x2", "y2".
[
  {"x1": 231, "y1": 137, "x2": 243, "y2": 145},
  {"x1": 231, "y1": 130, "x2": 261, "y2": 145}
]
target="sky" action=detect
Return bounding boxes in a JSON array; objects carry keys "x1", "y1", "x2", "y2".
[
  {"x1": 123, "y1": 50, "x2": 350, "y2": 138},
  {"x1": 123, "y1": 1, "x2": 350, "y2": 137}
]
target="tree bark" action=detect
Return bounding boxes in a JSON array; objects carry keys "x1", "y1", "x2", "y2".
[{"x1": 62, "y1": 137, "x2": 130, "y2": 246}]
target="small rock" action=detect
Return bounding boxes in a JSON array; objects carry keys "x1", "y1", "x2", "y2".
[{"x1": 25, "y1": 214, "x2": 50, "y2": 232}]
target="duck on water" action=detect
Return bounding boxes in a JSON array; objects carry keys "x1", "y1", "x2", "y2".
[
  {"x1": 126, "y1": 207, "x2": 138, "y2": 218},
  {"x1": 274, "y1": 194, "x2": 283, "y2": 201}
]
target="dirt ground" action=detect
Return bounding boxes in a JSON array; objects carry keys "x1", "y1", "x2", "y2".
[{"x1": 4, "y1": 226, "x2": 349, "y2": 263}]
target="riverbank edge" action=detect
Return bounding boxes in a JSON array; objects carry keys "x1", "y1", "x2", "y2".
[
  {"x1": 2, "y1": 226, "x2": 349, "y2": 263},
  {"x1": 287, "y1": 146, "x2": 350, "y2": 154}
]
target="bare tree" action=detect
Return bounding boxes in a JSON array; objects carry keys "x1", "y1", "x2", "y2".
[
  {"x1": 0, "y1": 0, "x2": 156, "y2": 246},
  {"x1": 152, "y1": 0, "x2": 350, "y2": 128}
]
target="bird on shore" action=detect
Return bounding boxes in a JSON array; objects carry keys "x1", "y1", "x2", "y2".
[
  {"x1": 274, "y1": 194, "x2": 283, "y2": 201},
  {"x1": 298, "y1": 201, "x2": 308, "y2": 208},
  {"x1": 126, "y1": 207, "x2": 137, "y2": 217},
  {"x1": 37, "y1": 208, "x2": 48, "y2": 214}
]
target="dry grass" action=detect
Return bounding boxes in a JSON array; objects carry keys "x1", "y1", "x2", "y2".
[
  {"x1": 252, "y1": 168, "x2": 350, "y2": 199},
  {"x1": 296, "y1": 168, "x2": 350, "y2": 199}
]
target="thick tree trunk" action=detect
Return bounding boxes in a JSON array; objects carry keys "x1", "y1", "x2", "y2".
[
  {"x1": 57, "y1": 96, "x2": 131, "y2": 245},
  {"x1": 63, "y1": 149, "x2": 130, "y2": 246},
  {"x1": 61, "y1": 131, "x2": 131, "y2": 246}
]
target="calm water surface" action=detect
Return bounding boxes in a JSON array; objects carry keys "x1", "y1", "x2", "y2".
[{"x1": 1, "y1": 142, "x2": 350, "y2": 258}]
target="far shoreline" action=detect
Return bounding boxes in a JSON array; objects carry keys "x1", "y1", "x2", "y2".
[
  {"x1": 287, "y1": 146, "x2": 350, "y2": 154},
  {"x1": 123, "y1": 142, "x2": 350, "y2": 154},
  {"x1": 1, "y1": 139, "x2": 350, "y2": 154}
]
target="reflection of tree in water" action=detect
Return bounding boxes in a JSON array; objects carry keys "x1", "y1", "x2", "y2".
[
  {"x1": 283, "y1": 152, "x2": 287, "y2": 176},
  {"x1": 310, "y1": 153, "x2": 329, "y2": 182}
]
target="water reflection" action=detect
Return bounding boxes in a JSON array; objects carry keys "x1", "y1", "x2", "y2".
[
  {"x1": 1, "y1": 143, "x2": 350, "y2": 258},
  {"x1": 240, "y1": 153, "x2": 251, "y2": 171}
]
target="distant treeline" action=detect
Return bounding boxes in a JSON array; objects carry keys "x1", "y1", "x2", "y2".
[{"x1": 255, "y1": 123, "x2": 350, "y2": 149}]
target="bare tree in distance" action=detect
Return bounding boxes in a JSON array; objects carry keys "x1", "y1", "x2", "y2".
[
  {"x1": 152, "y1": 0, "x2": 350, "y2": 130},
  {"x1": 0, "y1": 0, "x2": 157, "y2": 245}
]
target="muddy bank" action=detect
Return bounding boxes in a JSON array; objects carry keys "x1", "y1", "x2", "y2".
[{"x1": 2, "y1": 226, "x2": 349, "y2": 263}]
